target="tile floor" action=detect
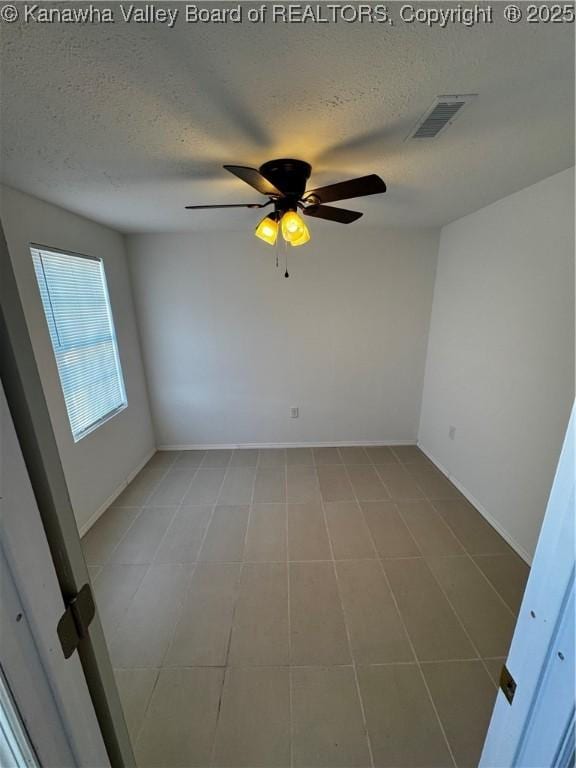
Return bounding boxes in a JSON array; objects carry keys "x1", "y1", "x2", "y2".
[{"x1": 82, "y1": 446, "x2": 530, "y2": 768}]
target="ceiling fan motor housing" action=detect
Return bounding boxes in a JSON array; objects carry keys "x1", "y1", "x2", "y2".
[{"x1": 259, "y1": 159, "x2": 312, "y2": 201}]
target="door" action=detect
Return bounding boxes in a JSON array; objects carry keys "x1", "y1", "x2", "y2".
[
  {"x1": 0, "y1": 220, "x2": 134, "y2": 765},
  {"x1": 480, "y1": 405, "x2": 575, "y2": 767},
  {"x1": 1, "y1": 383, "x2": 109, "y2": 765}
]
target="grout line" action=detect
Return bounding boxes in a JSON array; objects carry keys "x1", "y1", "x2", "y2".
[
  {"x1": 339, "y1": 459, "x2": 458, "y2": 768},
  {"x1": 207, "y1": 451, "x2": 256, "y2": 767},
  {"x1": 319, "y1": 483, "x2": 376, "y2": 768},
  {"x1": 206, "y1": 451, "x2": 242, "y2": 768},
  {"x1": 284, "y1": 456, "x2": 294, "y2": 768}
]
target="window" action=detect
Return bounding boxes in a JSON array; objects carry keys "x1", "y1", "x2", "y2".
[{"x1": 30, "y1": 246, "x2": 127, "y2": 442}]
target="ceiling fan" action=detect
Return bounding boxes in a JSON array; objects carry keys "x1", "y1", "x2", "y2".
[{"x1": 185, "y1": 159, "x2": 387, "y2": 248}]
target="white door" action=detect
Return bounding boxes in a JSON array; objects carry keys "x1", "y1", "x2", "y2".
[
  {"x1": 1, "y1": 383, "x2": 110, "y2": 766},
  {"x1": 1, "y1": 220, "x2": 133, "y2": 766},
  {"x1": 480, "y1": 405, "x2": 575, "y2": 767}
]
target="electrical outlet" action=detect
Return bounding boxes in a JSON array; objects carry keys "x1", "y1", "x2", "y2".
[
  {"x1": 449, "y1": 426, "x2": 456, "y2": 440},
  {"x1": 291, "y1": 407, "x2": 299, "y2": 419}
]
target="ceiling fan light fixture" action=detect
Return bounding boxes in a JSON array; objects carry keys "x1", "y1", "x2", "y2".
[
  {"x1": 255, "y1": 214, "x2": 279, "y2": 245},
  {"x1": 281, "y1": 210, "x2": 306, "y2": 243},
  {"x1": 290, "y1": 222, "x2": 311, "y2": 247}
]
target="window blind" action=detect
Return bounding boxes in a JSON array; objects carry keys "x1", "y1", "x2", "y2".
[{"x1": 31, "y1": 246, "x2": 127, "y2": 442}]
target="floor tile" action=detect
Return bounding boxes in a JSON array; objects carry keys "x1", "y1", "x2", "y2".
[
  {"x1": 422, "y1": 660, "x2": 497, "y2": 767},
  {"x1": 229, "y1": 563, "x2": 289, "y2": 665},
  {"x1": 324, "y1": 502, "x2": 377, "y2": 559},
  {"x1": 483, "y1": 658, "x2": 505, "y2": 687},
  {"x1": 290, "y1": 562, "x2": 350, "y2": 665},
  {"x1": 135, "y1": 667, "x2": 223, "y2": 767},
  {"x1": 244, "y1": 503, "x2": 287, "y2": 561},
  {"x1": 145, "y1": 451, "x2": 180, "y2": 470},
  {"x1": 347, "y1": 465, "x2": 390, "y2": 501},
  {"x1": 286, "y1": 447, "x2": 314, "y2": 465},
  {"x1": 360, "y1": 501, "x2": 419, "y2": 558},
  {"x1": 201, "y1": 449, "x2": 232, "y2": 468},
  {"x1": 166, "y1": 563, "x2": 240, "y2": 666},
  {"x1": 154, "y1": 505, "x2": 212, "y2": 564},
  {"x1": 114, "y1": 668, "x2": 158, "y2": 743},
  {"x1": 212, "y1": 667, "x2": 290, "y2": 767},
  {"x1": 108, "y1": 564, "x2": 190, "y2": 668},
  {"x1": 384, "y1": 558, "x2": 476, "y2": 661},
  {"x1": 337, "y1": 560, "x2": 413, "y2": 663},
  {"x1": 286, "y1": 465, "x2": 321, "y2": 503},
  {"x1": 230, "y1": 448, "x2": 259, "y2": 467},
  {"x1": 115, "y1": 469, "x2": 164, "y2": 506},
  {"x1": 376, "y1": 464, "x2": 425, "y2": 500},
  {"x1": 110, "y1": 507, "x2": 176, "y2": 564},
  {"x1": 253, "y1": 467, "x2": 286, "y2": 503},
  {"x1": 93, "y1": 564, "x2": 147, "y2": 637},
  {"x1": 338, "y1": 446, "x2": 371, "y2": 464},
  {"x1": 358, "y1": 664, "x2": 452, "y2": 767},
  {"x1": 365, "y1": 445, "x2": 398, "y2": 464},
  {"x1": 148, "y1": 470, "x2": 194, "y2": 506},
  {"x1": 173, "y1": 450, "x2": 206, "y2": 469},
  {"x1": 391, "y1": 445, "x2": 430, "y2": 465},
  {"x1": 398, "y1": 500, "x2": 464, "y2": 556},
  {"x1": 473, "y1": 554, "x2": 530, "y2": 614},
  {"x1": 182, "y1": 469, "x2": 226, "y2": 505},
  {"x1": 427, "y1": 556, "x2": 516, "y2": 658},
  {"x1": 313, "y1": 447, "x2": 342, "y2": 465},
  {"x1": 433, "y1": 500, "x2": 512, "y2": 555},
  {"x1": 198, "y1": 505, "x2": 249, "y2": 562},
  {"x1": 317, "y1": 465, "x2": 355, "y2": 502},
  {"x1": 258, "y1": 448, "x2": 286, "y2": 467},
  {"x1": 292, "y1": 666, "x2": 371, "y2": 767},
  {"x1": 82, "y1": 507, "x2": 140, "y2": 565},
  {"x1": 406, "y1": 467, "x2": 461, "y2": 500},
  {"x1": 217, "y1": 467, "x2": 256, "y2": 505},
  {"x1": 287, "y1": 503, "x2": 332, "y2": 561}
]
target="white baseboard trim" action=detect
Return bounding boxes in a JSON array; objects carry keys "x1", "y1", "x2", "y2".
[
  {"x1": 417, "y1": 442, "x2": 533, "y2": 566},
  {"x1": 78, "y1": 447, "x2": 156, "y2": 537},
  {"x1": 157, "y1": 439, "x2": 417, "y2": 450}
]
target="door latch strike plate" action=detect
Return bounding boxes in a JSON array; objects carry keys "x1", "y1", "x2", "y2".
[
  {"x1": 499, "y1": 663, "x2": 517, "y2": 705},
  {"x1": 57, "y1": 583, "x2": 96, "y2": 659}
]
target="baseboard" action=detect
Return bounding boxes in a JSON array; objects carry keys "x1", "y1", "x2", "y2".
[
  {"x1": 157, "y1": 439, "x2": 417, "y2": 450},
  {"x1": 416, "y1": 442, "x2": 533, "y2": 566},
  {"x1": 78, "y1": 447, "x2": 156, "y2": 537}
]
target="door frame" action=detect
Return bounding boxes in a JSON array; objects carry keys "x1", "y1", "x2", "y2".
[{"x1": 0, "y1": 219, "x2": 134, "y2": 766}]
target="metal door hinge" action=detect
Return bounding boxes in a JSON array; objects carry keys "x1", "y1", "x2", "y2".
[
  {"x1": 57, "y1": 583, "x2": 95, "y2": 659},
  {"x1": 499, "y1": 663, "x2": 517, "y2": 705}
]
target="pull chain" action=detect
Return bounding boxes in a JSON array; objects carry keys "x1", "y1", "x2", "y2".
[{"x1": 284, "y1": 237, "x2": 289, "y2": 278}]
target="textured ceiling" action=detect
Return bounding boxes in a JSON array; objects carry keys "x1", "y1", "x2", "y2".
[{"x1": 1, "y1": 6, "x2": 574, "y2": 232}]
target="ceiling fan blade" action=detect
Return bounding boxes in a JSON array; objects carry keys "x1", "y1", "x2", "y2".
[
  {"x1": 185, "y1": 202, "x2": 270, "y2": 210},
  {"x1": 302, "y1": 205, "x2": 363, "y2": 224},
  {"x1": 223, "y1": 165, "x2": 282, "y2": 197},
  {"x1": 305, "y1": 174, "x2": 386, "y2": 205}
]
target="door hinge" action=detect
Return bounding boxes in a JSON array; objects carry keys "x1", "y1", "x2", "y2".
[
  {"x1": 499, "y1": 663, "x2": 517, "y2": 705},
  {"x1": 57, "y1": 583, "x2": 96, "y2": 659}
]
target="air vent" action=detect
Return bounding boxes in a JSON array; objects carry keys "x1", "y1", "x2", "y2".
[{"x1": 407, "y1": 95, "x2": 477, "y2": 140}]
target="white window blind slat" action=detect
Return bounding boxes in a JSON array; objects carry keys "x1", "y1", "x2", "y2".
[{"x1": 31, "y1": 247, "x2": 127, "y2": 441}]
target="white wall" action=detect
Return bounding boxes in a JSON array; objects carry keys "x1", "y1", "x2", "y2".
[
  {"x1": 128, "y1": 227, "x2": 439, "y2": 447},
  {"x1": 419, "y1": 168, "x2": 575, "y2": 562},
  {"x1": 0, "y1": 185, "x2": 156, "y2": 533}
]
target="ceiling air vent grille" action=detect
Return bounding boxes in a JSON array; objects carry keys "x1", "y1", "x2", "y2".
[{"x1": 408, "y1": 95, "x2": 477, "y2": 140}]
